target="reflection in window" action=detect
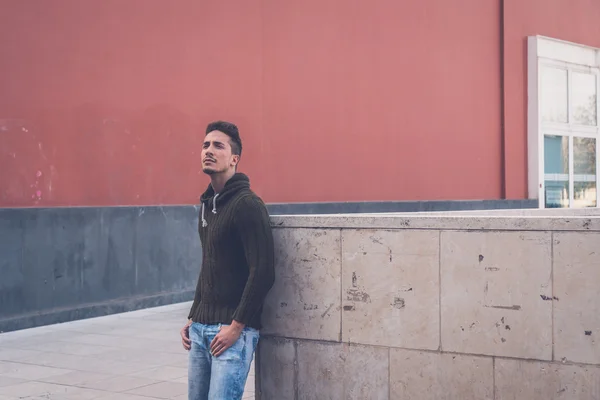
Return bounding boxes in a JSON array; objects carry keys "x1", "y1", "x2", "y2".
[
  {"x1": 572, "y1": 72, "x2": 597, "y2": 126},
  {"x1": 541, "y1": 66, "x2": 568, "y2": 123},
  {"x1": 544, "y1": 135, "x2": 569, "y2": 208},
  {"x1": 573, "y1": 137, "x2": 597, "y2": 207}
]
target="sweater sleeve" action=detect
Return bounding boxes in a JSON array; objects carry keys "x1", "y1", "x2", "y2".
[{"x1": 231, "y1": 195, "x2": 275, "y2": 325}]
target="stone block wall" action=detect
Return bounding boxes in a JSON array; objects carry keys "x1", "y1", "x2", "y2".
[{"x1": 256, "y1": 214, "x2": 600, "y2": 399}]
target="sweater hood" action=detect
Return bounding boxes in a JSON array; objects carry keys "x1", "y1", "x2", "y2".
[{"x1": 200, "y1": 173, "x2": 250, "y2": 227}]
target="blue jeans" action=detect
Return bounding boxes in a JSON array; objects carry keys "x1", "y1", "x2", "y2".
[{"x1": 188, "y1": 322, "x2": 259, "y2": 400}]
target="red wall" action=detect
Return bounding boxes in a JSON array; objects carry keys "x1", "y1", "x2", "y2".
[
  {"x1": 503, "y1": 0, "x2": 600, "y2": 199},
  {"x1": 2, "y1": 0, "x2": 502, "y2": 206}
]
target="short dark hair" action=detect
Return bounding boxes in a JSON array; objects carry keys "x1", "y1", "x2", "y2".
[{"x1": 205, "y1": 121, "x2": 242, "y2": 156}]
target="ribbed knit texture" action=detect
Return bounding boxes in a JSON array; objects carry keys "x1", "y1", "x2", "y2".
[{"x1": 187, "y1": 173, "x2": 275, "y2": 330}]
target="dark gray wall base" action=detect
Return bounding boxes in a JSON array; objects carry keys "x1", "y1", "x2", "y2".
[
  {"x1": 266, "y1": 199, "x2": 537, "y2": 215},
  {"x1": 0, "y1": 199, "x2": 535, "y2": 333},
  {"x1": 0, "y1": 206, "x2": 202, "y2": 333},
  {"x1": 0, "y1": 290, "x2": 194, "y2": 333}
]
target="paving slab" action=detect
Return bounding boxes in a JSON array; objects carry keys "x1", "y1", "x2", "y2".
[{"x1": 0, "y1": 302, "x2": 255, "y2": 399}]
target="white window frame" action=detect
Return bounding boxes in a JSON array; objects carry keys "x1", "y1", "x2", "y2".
[{"x1": 528, "y1": 35, "x2": 600, "y2": 208}]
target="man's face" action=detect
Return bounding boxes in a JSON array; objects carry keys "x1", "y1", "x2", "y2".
[{"x1": 201, "y1": 131, "x2": 239, "y2": 175}]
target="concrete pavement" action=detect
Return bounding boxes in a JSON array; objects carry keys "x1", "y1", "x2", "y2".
[{"x1": 0, "y1": 302, "x2": 255, "y2": 399}]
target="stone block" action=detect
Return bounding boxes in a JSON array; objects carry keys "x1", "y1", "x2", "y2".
[
  {"x1": 441, "y1": 231, "x2": 552, "y2": 359},
  {"x1": 261, "y1": 228, "x2": 341, "y2": 341},
  {"x1": 390, "y1": 349, "x2": 493, "y2": 400},
  {"x1": 256, "y1": 337, "x2": 295, "y2": 400},
  {"x1": 296, "y1": 341, "x2": 389, "y2": 400},
  {"x1": 341, "y1": 229, "x2": 439, "y2": 350},
  {"x1": 343, "y1": 344, "x2": 389, "y2": 400},
  {"x1": 271, "y1": 214, "x2": 600, "y2": 232},
  {"x1": 495, "y1": 358, "x2": 600, "y2": 399},
  {"x1": 554, "y1": 232, "x2": 600, "y2": 364}
]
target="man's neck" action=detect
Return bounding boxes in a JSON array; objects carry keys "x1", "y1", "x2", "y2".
[{"x1": 210, "y1": 170, "x2": 236, "y2": 193}]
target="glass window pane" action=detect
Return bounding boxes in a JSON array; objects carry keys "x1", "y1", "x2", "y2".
[
  {"x1": 573, "y1": 137, "x2": 597, "y2": 207},
  {"x1": 544, "y1": 135, "x2": 569, "y2": 208},
  {"x1": 571, "y1": 72, "x2": 597, "y2": 126},
  {"x1": 541, "y1": 66, "x2": 568, "y2": 123}
]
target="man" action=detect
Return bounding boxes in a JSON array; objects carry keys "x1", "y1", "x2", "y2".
[{"x1": 181, "y1": 121, "x2": 275, "y2": 400}]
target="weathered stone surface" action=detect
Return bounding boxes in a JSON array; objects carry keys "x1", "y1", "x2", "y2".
[
  {"x1": 256, "y1": 337, "x2": 295, "y2": 400},
  {"x1": 341, "y1": 229, "x2": 439, "y2": 350},
  {"x1": 296, "y1": 341, "x2": 389, "y2": 400},
  {"x1": 495, "y1": 358, "x2": 600, "y2": 399},
  {"x1": 297, "y1": 342, "x2": 344, "y2": 400},
  {"x1": 270, "y1": 214, "x2": 600, "y2": 232},
  {"x1": 343, "y1": 344, "x2": 389, "y2": 400},
  {"x1": 554, "y1": 232, "x2": 600, "y2": 364},
  {"x1": 390, "y1": 349, "x2": 493, "y2": 399},
  {"x1": 261, "y1": 228, "x2": 341, "y2": 341},
  {"x1": 441, "y1": 231, "x2": 552, "y2": 360}
]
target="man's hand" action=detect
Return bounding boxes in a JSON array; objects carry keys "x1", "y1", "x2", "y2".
[
  {"x1": 210, "y1": 321, "x2": 245, "y2": 357},
  {"x1": 181, "y1": 320, "x2": 192, "y2": 351}
]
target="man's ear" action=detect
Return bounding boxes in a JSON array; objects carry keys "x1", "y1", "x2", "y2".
[{"x1": 231, "y1": 154, "x2": 240, "y2": 167}]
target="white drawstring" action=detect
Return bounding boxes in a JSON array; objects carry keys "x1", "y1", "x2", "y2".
[
  {"x1": 201, "y1": 203, "x2": 207, "y2": 227},
  {"x1": 201, "y1": 193, "x2": 219, "y2": 228},
  {"x1": 212, "y1": 193, "x2": 219, "y2": 214}
]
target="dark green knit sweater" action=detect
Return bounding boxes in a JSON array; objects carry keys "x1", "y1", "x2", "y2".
[{"x1": 187, "y1": 173, "x2": 275, "y2": 330}]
